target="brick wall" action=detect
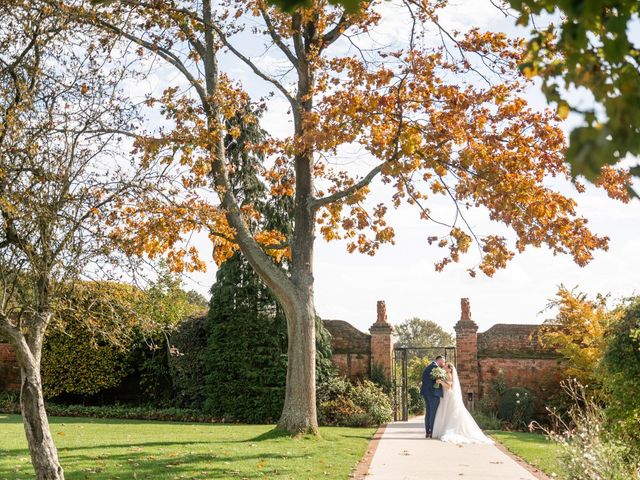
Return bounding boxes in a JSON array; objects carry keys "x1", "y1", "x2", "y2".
[
  {"x1": 322, "y1": 301, "x2": 394, "y2": 382},
  {"x1": 455, "y1": 299, "x2": 562, "y2": 410},
  {"x1": 478, "y1": 357, "x2": 562, "y2": 409},
  {"x1": 0, "y1": 343, "x2": 20, "y2": 391},
  {"x1": 322, "y1": 320, "x2": 372, "y2": 379}
]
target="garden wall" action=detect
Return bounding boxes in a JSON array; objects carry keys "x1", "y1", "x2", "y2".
[
  {"x1": 322, "y1": 300, "x2": 394, "y2": 381},
  {"x1": 455, "y1": 298, "x2": 562, "y2": 410},
  {"x1": 0, "y1": 343, "x2": 20, "y2": 392}
]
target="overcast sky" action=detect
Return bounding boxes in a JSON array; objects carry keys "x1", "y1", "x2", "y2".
[{"x1": 175, "y1": 0, "x2": 640, "y2": 335}]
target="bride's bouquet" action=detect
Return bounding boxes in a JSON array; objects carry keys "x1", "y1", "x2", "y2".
[{"x1": 430, "y1": 366, "x2": 448, "y2": 388}]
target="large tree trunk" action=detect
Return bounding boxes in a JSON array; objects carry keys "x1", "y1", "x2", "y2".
[
  {"x1": 19, "y1": 362, "x2": 64, "y2": 480},
  {"x1": 277, "y1": 294, "x2": 318, "y2": 435}
]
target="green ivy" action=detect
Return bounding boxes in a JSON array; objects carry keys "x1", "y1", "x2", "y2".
[{"x1": 601, "y1": 299, "x2": 640, "y2": 457}]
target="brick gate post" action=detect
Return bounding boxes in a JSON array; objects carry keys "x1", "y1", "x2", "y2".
[
  {"x1": 369, "y1": 300, "x2": 394, "y2": 382},
  {"x1": 454, "y1": 298, "x2": 479, "y2": 410}
]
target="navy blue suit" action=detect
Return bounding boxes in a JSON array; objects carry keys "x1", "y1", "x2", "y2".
[{"x1": 420, "y1": 361, "x2": 444, "y2": 435}]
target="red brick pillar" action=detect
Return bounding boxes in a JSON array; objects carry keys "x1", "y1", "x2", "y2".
[
  {"x1": 454, "y1": 298, "x2": 479, "y2": 410},
  {"x1": 369, "y1": 300, "x2": 394, "y2": 382}
]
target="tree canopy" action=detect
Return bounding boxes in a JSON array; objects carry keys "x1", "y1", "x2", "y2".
[
  {"x1": 394, "y1": 317, "x2": 454, "y2": 348},
  {"x1": 509, "y1": 0, "x2": 639, "y2": 193},
  {"x1": 38, "y1": 0, "x2": 630, "y2": 436}
]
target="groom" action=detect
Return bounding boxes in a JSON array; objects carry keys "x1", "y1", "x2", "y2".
[{"x1": 420, "y1": 355, "x2": 445, "y2": 438}]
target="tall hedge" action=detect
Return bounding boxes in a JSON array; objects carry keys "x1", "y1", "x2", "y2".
[
  {"x1": 41, "y1": 282, "x2": 142, "y2": 399},
  {"x1": 601, "y1": 298, "x2": 640, "y2": 456},
  {"x1": 203, "y1": 252, "x2": 289, "y2": 422}
]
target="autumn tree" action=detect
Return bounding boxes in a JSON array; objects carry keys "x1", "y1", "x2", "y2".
[
  {"x1": 0, "y1": 3, "x2": 158, "y2": 477},
  {"x1": 49, "y1": 0, "x2": 631, "y2": 435},
  {"x1": 539, "y1": 286, "x2": 616, "y2": 388}
]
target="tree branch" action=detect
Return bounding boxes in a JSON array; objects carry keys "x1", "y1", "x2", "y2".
[
  {"x1": 310, "y1": 162, "x2": 384, "y2": 209},
  {"x1": 321, "y1": 12, "x2": 350, "y2": 49},
  {"x1": 209, "y1": 21, "x2": 296, "y2": 107},
  {"x1": 259, "y1": 5, "x2": 299, "y2": 67}
]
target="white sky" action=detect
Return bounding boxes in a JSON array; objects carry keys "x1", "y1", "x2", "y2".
[{"x1": 177, "y1": 0, "x2": 640, "y2": 335}]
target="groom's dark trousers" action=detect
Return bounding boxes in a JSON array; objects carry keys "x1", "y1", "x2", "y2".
[
  {"x1": 420, "y1": 361, "x2": 444, "y2": 435},
  {"x1": 423, "y1": 395, "x2": 440, "y2": 435}
]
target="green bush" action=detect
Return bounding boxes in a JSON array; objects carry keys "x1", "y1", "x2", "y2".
[
  {"x1": 318, "y1": 376, "x2": 392, "y2": 427},
  {"x1": 498, "y1": 387, "x2": 535, "y2": 429},
  {"x1": 370, "y1": 362, "x2": 391, "y2": 393},
  {"x1": 0, "y1": 401, "x2": 217, "y2": 423},
  {"x1": 601, "y1": 298, "x2": 640, "y2": 458},
  {"x1": 472, "y1": 410, "x2": 502, "y2": 430},
  {"x1": 408, "y1": 385, "x2": 424, "y2": 415},
  {"x1": 0, "y1": 391, "x2": 19, "y2": 413},
  {"x1": 167, "y1": 316, "x2": 208, "y2": 408},
  {"x1": 41, "y1": 282, "x2": 142, "y2": 398}
]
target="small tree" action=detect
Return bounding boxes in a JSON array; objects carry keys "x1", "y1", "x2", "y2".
[
  {"x1": 0, "y1": 4, "x2": 153, "y2": 477},
  {"x1": 539, "y1": 286, "x2": 615, "y2": 388},
  {"x1": 395, "y1": 317, "x2": 454, "y2": 349}
]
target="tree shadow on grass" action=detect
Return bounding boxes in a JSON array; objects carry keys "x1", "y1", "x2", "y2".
[
  {"x1": 246, "y1": 428, "x2": 294, "y2": 442},
  {"x1": 0, "y1": 447, "x2": 308, "y2": 480}
]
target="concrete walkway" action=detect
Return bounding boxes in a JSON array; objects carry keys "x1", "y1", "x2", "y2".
[{"x1": 366, "y1": 418, "x2": 539, "y2": 480}]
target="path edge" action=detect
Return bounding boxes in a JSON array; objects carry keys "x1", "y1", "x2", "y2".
[
  {"x1": 489, "y1": 434, "x2": 553, "y2": 480},
  {"x1": 351, "y1": 423, "x2": 387, "y2": 479}
]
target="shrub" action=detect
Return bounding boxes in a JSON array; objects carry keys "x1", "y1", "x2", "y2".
[
  {"x1": 0, "y1": 391, "x2": 19, "y2": 413},
  {"x1": 472, "y1": 410, "x2": 502, "y2": 430},
  {"x1": 533, "y1": 380, "x2": 638, "y2": 480},
  {"x1": 498, "y1": 387, "x2": 535, "y2": 429},
  {"x1": 318, "y1": 376, "x2": 392, "y2": 427},
  {"x1": 601, "y1": 298, "x2": 640, "y2": 458},
  {"x1": 41, "y1": 282, "x2": 142, "y2": 398},
  {"x1": 408, "y1": 385, "x2": 424, "y2": 415},
  {"x1": 370, "y1": 362, "x2": 391, "y2": 393}
]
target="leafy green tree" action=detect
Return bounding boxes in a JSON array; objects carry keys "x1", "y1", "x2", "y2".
[
  {"x1": 509, "y1": 0, "x2": 639, "y2": 190},
  {"x1": 395, "y1": 317, "x2": 454, "y2": 349},
  {"x1": 601, "y1": 298, "x2": 640, "y2": 457}
]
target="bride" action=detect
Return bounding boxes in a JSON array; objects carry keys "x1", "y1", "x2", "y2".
[{"x1": 431, "y1": 363, "x2": 494, "y2": 444}]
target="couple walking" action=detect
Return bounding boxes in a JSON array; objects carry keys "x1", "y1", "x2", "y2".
[{"x1": 420, "y1": 355, "x2": 493, "y2": 444}]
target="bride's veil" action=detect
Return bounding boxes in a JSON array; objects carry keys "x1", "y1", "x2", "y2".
[{"x1": 450, "y1": 365, "x2": 464, "y2": 403}]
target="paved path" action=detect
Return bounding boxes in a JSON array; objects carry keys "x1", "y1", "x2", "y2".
[{"x1": 366, "y1": 418, "x2": 539, "y2": 480}]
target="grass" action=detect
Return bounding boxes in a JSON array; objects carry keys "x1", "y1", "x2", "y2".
[
  {"x1": 0, "y1": 414, "x2": 375, "y2": 480},
  {"x1": 488, "y1": 430, "x2": 567, "y2": 478}
]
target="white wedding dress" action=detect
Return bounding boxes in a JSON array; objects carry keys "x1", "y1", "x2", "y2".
[{"x1": 431, "y1": 367, "x2": 494, "y2": 444}]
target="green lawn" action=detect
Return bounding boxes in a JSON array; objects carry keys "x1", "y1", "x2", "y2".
[
  {"x1": 0, "y1": 415, "x2": 375, "y2": 480},
  {"x1": 488, "y1": 430, "x2": 566, "y2": 478}
]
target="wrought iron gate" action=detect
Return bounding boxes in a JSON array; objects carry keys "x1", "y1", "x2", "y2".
[{"x1": 392, "y1": 346, "x2": 456, "y2": 421}]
